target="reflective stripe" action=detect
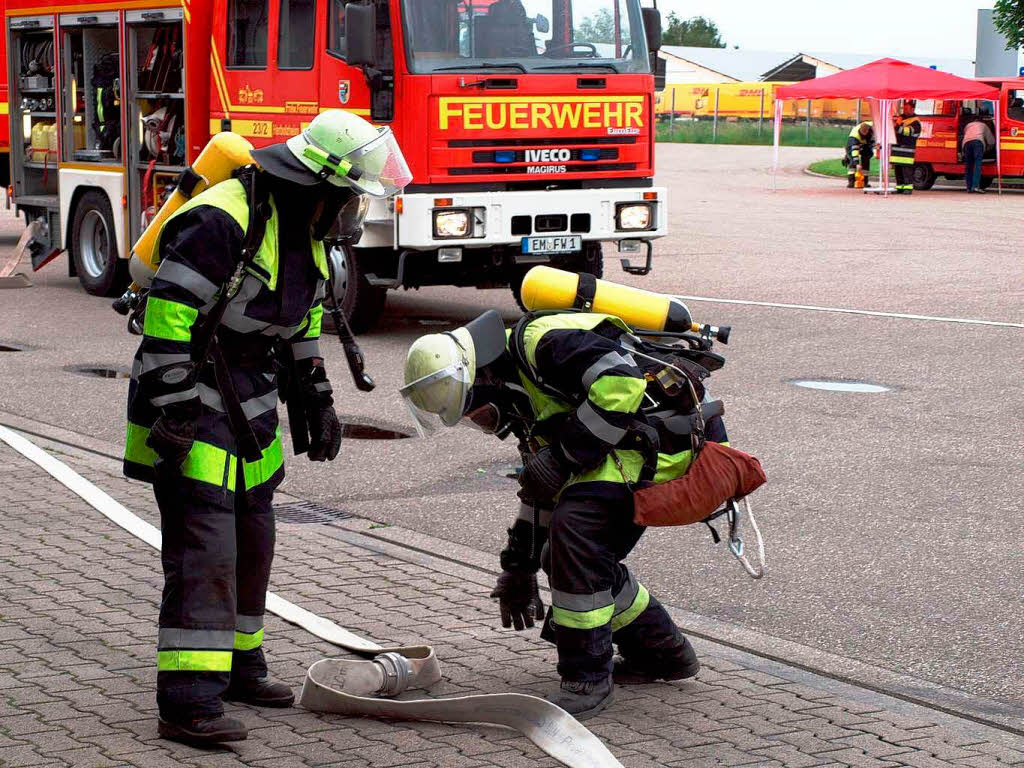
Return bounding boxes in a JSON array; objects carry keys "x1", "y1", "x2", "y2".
[
  {"x1": 611, "y1": 584, "x2": 650, "y2": 632},
  {"x1": 197, "y1": 383, "x2": 278, "y2": 420},
  {"x1": 552, "y1": 603, "x2": 615, "y2": 630},
  {"x1": 305, "y1": 304, "x2": 323, "y2": 338},
  {"x1": 236, "y1": 432, "x2": 284, "y2": 491},
  {"x1": 157, "y1": 649, "x2": 233, "y2": 672},
  {"x1": 234, "y1": 627, "x2": 264, "y2": 651},
  {"x1": 236, "y1": 614, "x2": 264, "y2": 633},
  {"x1": 150, "y1": 386, "x2": 198, "y2": 408},
  {"x1": 242, "y1": 390, "x2": 279, "y2": 420},
  {"x1": 158, "y1": 628, "x2": 234, "y2": 650},
  {"x1": 589, "y1": 374, "x2": 646, "y2": 413},
  {"x1": 144, "y1": 297, "x2": 198, "y2": 342},
  {"x1": 291, "y1": 339, "x2": 321, "y2": 361},
  {"x1": 142, "y1": 353, "x2": 191, "y2": 374},
  {"x1": 125, "y1": 422, "x2": 229, "y2": 488},
  {"x1": 516, "y1": 503, "x2": 553, "y2": 528},
  {"x1": 156, "y1": 260, "x2": 219, "y2": 303},
  {"x1": 612, "y1": 572, "x2": 640, "y2": 616},
  {"x1": 313, "y1": 381, "x2": 332, "y2": 393},
  {"x1": 552, "y1": 588, "x2": 613, "y2": 613},
  {"x1": 576, "y1": 401, "x2": 626, "y2": 445},
  {"x1": 581, "y1": 351, "x2": 636, "y2": 392}
]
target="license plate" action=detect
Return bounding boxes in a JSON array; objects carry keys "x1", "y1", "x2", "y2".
[{"x1": 521, "y1": 235, "x2": 582, "y2": 255}]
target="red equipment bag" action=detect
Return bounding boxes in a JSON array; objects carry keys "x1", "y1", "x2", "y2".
[{"x1": 633, "y1": 441, "x2": 766, "y2": 527}]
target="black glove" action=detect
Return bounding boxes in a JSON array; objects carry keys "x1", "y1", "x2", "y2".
[
  {"x1": 519, "y1": 446, "x2": 571, "y2": 502},
  {"x1": 307, "y1": 404, "x2": 342, "y2": 461},
  {"x1": 490, "y1": 570, "x2": 545, "y2": 631},
  {"x1": 147, "y1": 414, "x2": 195, "y2": 470}
]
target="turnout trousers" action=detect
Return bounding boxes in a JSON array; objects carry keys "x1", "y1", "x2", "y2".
[
  {"x1": 540, "y1": 489, "x2": 685, "y2": 683},
  {"x1": 154, "y1": 459, "x2": 275, "y2": 719}
]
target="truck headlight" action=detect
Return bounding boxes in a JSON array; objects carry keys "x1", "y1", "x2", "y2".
[
  {"x1": 616, "y1": 203, "x2": 653, "y2": 231},
  {"x1": 433, "y1": 209, "x2": 471, "y2": 239}
]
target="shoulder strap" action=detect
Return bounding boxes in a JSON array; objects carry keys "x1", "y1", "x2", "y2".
[{"x1": 233, "y1": 165, "x2": 272, "y2": 263}]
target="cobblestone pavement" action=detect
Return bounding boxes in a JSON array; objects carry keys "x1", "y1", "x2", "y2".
[{"x1": 2, "y1": 431, "x2": 1023, "y2": 768}]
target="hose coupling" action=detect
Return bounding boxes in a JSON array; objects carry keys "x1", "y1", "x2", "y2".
[{"x1": 374, "y1": 652, "x2": 413, "y2": 697}]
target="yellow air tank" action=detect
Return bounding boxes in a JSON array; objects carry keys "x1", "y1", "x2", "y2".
[
  {"x1": 129, "y1": 131, "x2": 256, "y2": 287},
  {"x1": 519, "y1": 265, "x2": 694, "y2": 333}
]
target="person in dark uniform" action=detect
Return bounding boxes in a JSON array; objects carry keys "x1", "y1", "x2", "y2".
[
  {"x1": 124, "y1": 110, "x2": 411, "y2": 745},
  {"x1": 892, "y1": 101, "x2": 922, "y2": 194},
  {"x1": 845, "y1": 121, "x2": 875, "y2": 188},
  {"x1": 401, "y1": 308, "x2": 729, "y2": 718}
]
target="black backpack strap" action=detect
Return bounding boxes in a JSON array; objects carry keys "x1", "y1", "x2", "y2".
[
  {"x1": 573, "y1": 272, "x2": 598, "y2": 310},
  {"x1": 234, "y1": 165, "x2": 272, "y2": 263}
]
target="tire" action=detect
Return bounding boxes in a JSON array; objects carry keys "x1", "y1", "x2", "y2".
[
  {"x1": 510, "y1": 242, "x2": 604, "y2": 311},
  {"x1": 70, "y1": 190, "x2": 126, "y2": 296},
  {"x1": 912, "y1": 163, "x2": 936, "y2": 191},
  {"x1": 330, "y1": 245, "x2": 388, "y2": 334}
]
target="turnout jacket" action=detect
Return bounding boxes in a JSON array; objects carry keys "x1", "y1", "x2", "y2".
[
  {"x1": 512, "y1": 312, "x2": 727, "y2": 501},
  {"x1": 123, "y1": 177, "x2": 329, "y2": 502}
]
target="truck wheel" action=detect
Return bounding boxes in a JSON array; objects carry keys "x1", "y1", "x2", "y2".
[
  {"x1": 912, "y1": 163, "x2": 936, "y2": 191},
  {"x1": 70, "y1": 190, "x2": 126, "y2": 296},
  {"x1": 509, "y1": 242, "x2": 604, "y2": 311},
  {"x1": 331, "y1": 245, "x2": 388, "y2": 334}
]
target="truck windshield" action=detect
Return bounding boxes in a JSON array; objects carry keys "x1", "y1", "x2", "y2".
[{"x1": 401, "y1": 0, "x2": 649, "y2": 75}]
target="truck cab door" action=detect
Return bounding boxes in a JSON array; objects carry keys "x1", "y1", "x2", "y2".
[{"x1": 317, "y1": 0, "x2": 373, "y2": 118}]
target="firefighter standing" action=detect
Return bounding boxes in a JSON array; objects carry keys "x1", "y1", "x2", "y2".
[
  {"x1": 892, "y1": 101, "x2": 922, "y2": 194},
  {"x1": 401, "y1": 309, "x2": 726, "y2": 718},
  {"x1": 845, "y1": 121, "x2": 875, "y2": 188},
  {"x1": 123, "y1": 110, "x2": 411, "y2": 745}
]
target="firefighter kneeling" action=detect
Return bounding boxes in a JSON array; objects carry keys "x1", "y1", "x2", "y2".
[
  {"x1": 845, "y1": 121, "x2": 875, "y2": 188},
  {"x1": 400, "y1": 292, "x2": 745, "y2": 718},
  {"x1": 123, "y1": 110, "x2": 411, "y2": 745},
  {"x1": 892, "y1": 101, "x2": 921, "y2": 194}
]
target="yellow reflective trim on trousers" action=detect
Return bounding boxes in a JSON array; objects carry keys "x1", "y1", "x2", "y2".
[
  {"x1": 304, "y1": 304, "x2": 323, "y2": 338},
  {"x1": 611, "y1": 584, "x2": 650, "y2": 632},
  {"x1": 124, "y1": 422, "x2": 229, "y2": 488},
  {"x1": 233, "y1": 627, "x2": 264, "y2": 651},
  {"x1": 588, "y1": 374, "x2": 646, "y2": 414},
  {"x1": 227, "y1": 430, "x2": 284, "y2": 491},
  {"x1": 157, "y1": 649, "x2": 233, "y2": 671},
  {"x1": 143, "y1": 297, "x2": 198, "y2": 342},
  {"x1": 552, "y1": 603, "x2": 615, "y2": 630}
]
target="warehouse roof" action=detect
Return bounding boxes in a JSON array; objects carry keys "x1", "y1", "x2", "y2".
[{"x1": 660, "y1": 46, "x2": 790, "y2": 82}]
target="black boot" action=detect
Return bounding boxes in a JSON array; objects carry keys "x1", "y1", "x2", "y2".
[
  {"x1": 546, "y1": 676, "x2": 613, "y2": 719},
  {"x1": 847, "y1": 176, "x2": 856, "y2": 188},
  {"x1": 613, "y1": 635, "x2": 701, "y2": 684},
  {"x1": 158, "y1": 714, "x2": 247, "y2": 745},
  {"x1": 223, "y1": 676, "x2": 295, "y2": 708}
]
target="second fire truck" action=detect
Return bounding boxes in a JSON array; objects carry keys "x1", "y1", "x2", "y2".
[{"x1": 5, "y1": 0, "x2": 666, "y2": 330}]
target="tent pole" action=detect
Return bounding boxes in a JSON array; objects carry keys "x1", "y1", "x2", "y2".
[{"x1": 772, "y1": 98, "x2": 783, "y2": 192}]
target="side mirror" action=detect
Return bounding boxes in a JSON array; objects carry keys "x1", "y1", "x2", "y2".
[
  {"x1": 641, "y1": 7, "x2": 661, "y2": 53},
  {"x1": 534, "y1": 14, "x2": 550, "y2": 34},
  {"x1": 345, "y1": 2, "x2": 376, "y2": 67},
  {"x1": 652, "y1": 54, "x2": 666, "y2": 91}
]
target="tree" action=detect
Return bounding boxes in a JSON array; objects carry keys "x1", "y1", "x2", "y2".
[
  {"x1": 993, "y1": 0, "x2": 1024, "y2": 50},
  {"x1": 575, "y1": 8, "x2": 615, "y2": 44},
  {"x1": 661, "y1": 14, "x2": 725, "y2": 48}
]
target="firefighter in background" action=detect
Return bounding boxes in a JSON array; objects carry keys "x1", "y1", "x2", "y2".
[
  {"x1": 123, "y1": 110, "x2": 411, "y2": 745},
  {"x1": 401, "y1": 309, "x2": 720, "y2": 718},
  {"x1": 892, "y1": 101, "x2": 922, "y2": 194},
  {"x1": 845, "y1": 121, "x2": 875, "y2": 188}
]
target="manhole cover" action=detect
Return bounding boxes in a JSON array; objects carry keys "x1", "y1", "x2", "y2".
[
  {"x1": 274, "y1": 501, "x2": 353, "y2": 525},
  {"x1": 341, "y1": 422, "x2": 413, "y2": 440},
  {"x1": 64, "y1": 365, "x2": 132, "y2": 379},
  {"x1": 0, "y1": 343, "x2": 25, "y2": 352},
  {"x1": 790, "y1": 379, "x2": 892, "y2": 393}
]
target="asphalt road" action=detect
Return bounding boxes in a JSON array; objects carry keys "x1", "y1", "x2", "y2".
[{"x1": 1, "y1": 143, "x2": 1021, "y2": 714}]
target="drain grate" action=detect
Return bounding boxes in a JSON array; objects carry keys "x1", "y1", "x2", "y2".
[
  {"x1": 64, "y1": 364, "x2": 132, "y2": 379},
  {"x1": 274, "y1": 501, "x2": 353, "y2": 525}
]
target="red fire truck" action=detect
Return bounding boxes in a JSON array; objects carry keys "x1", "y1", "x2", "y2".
[
  {"x1": 4, "y1": 0, "x2": 666, "y2": 331},
  {"x1": 910, "y1": 82, "x2": 1024, "y2": 190}
]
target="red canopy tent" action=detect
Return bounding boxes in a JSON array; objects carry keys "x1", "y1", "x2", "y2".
[{"x1": 771, "y1": 58, "x2": 1001, "y2": 194}]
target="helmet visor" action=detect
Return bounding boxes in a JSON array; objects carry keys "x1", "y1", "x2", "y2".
[
  {"x1": 399, "y1": 339, "x2": 472, "y2": 437},
  {"x1": 342, "y1": 127, "x2": 413, "y2": 197}
]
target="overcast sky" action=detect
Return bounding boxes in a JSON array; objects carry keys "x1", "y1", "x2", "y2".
[{"x1": 661, "y1": 1, "x2": 997, "y2": 60}]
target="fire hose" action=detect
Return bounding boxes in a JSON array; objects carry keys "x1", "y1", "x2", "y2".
[{"x1": 0, "y1": 425, "x2": 624, "y2": 768}]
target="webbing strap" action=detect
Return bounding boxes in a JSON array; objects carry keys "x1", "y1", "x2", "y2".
[{"x1": 573, "y1": 272, "x2": 598, "y2": 310}]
